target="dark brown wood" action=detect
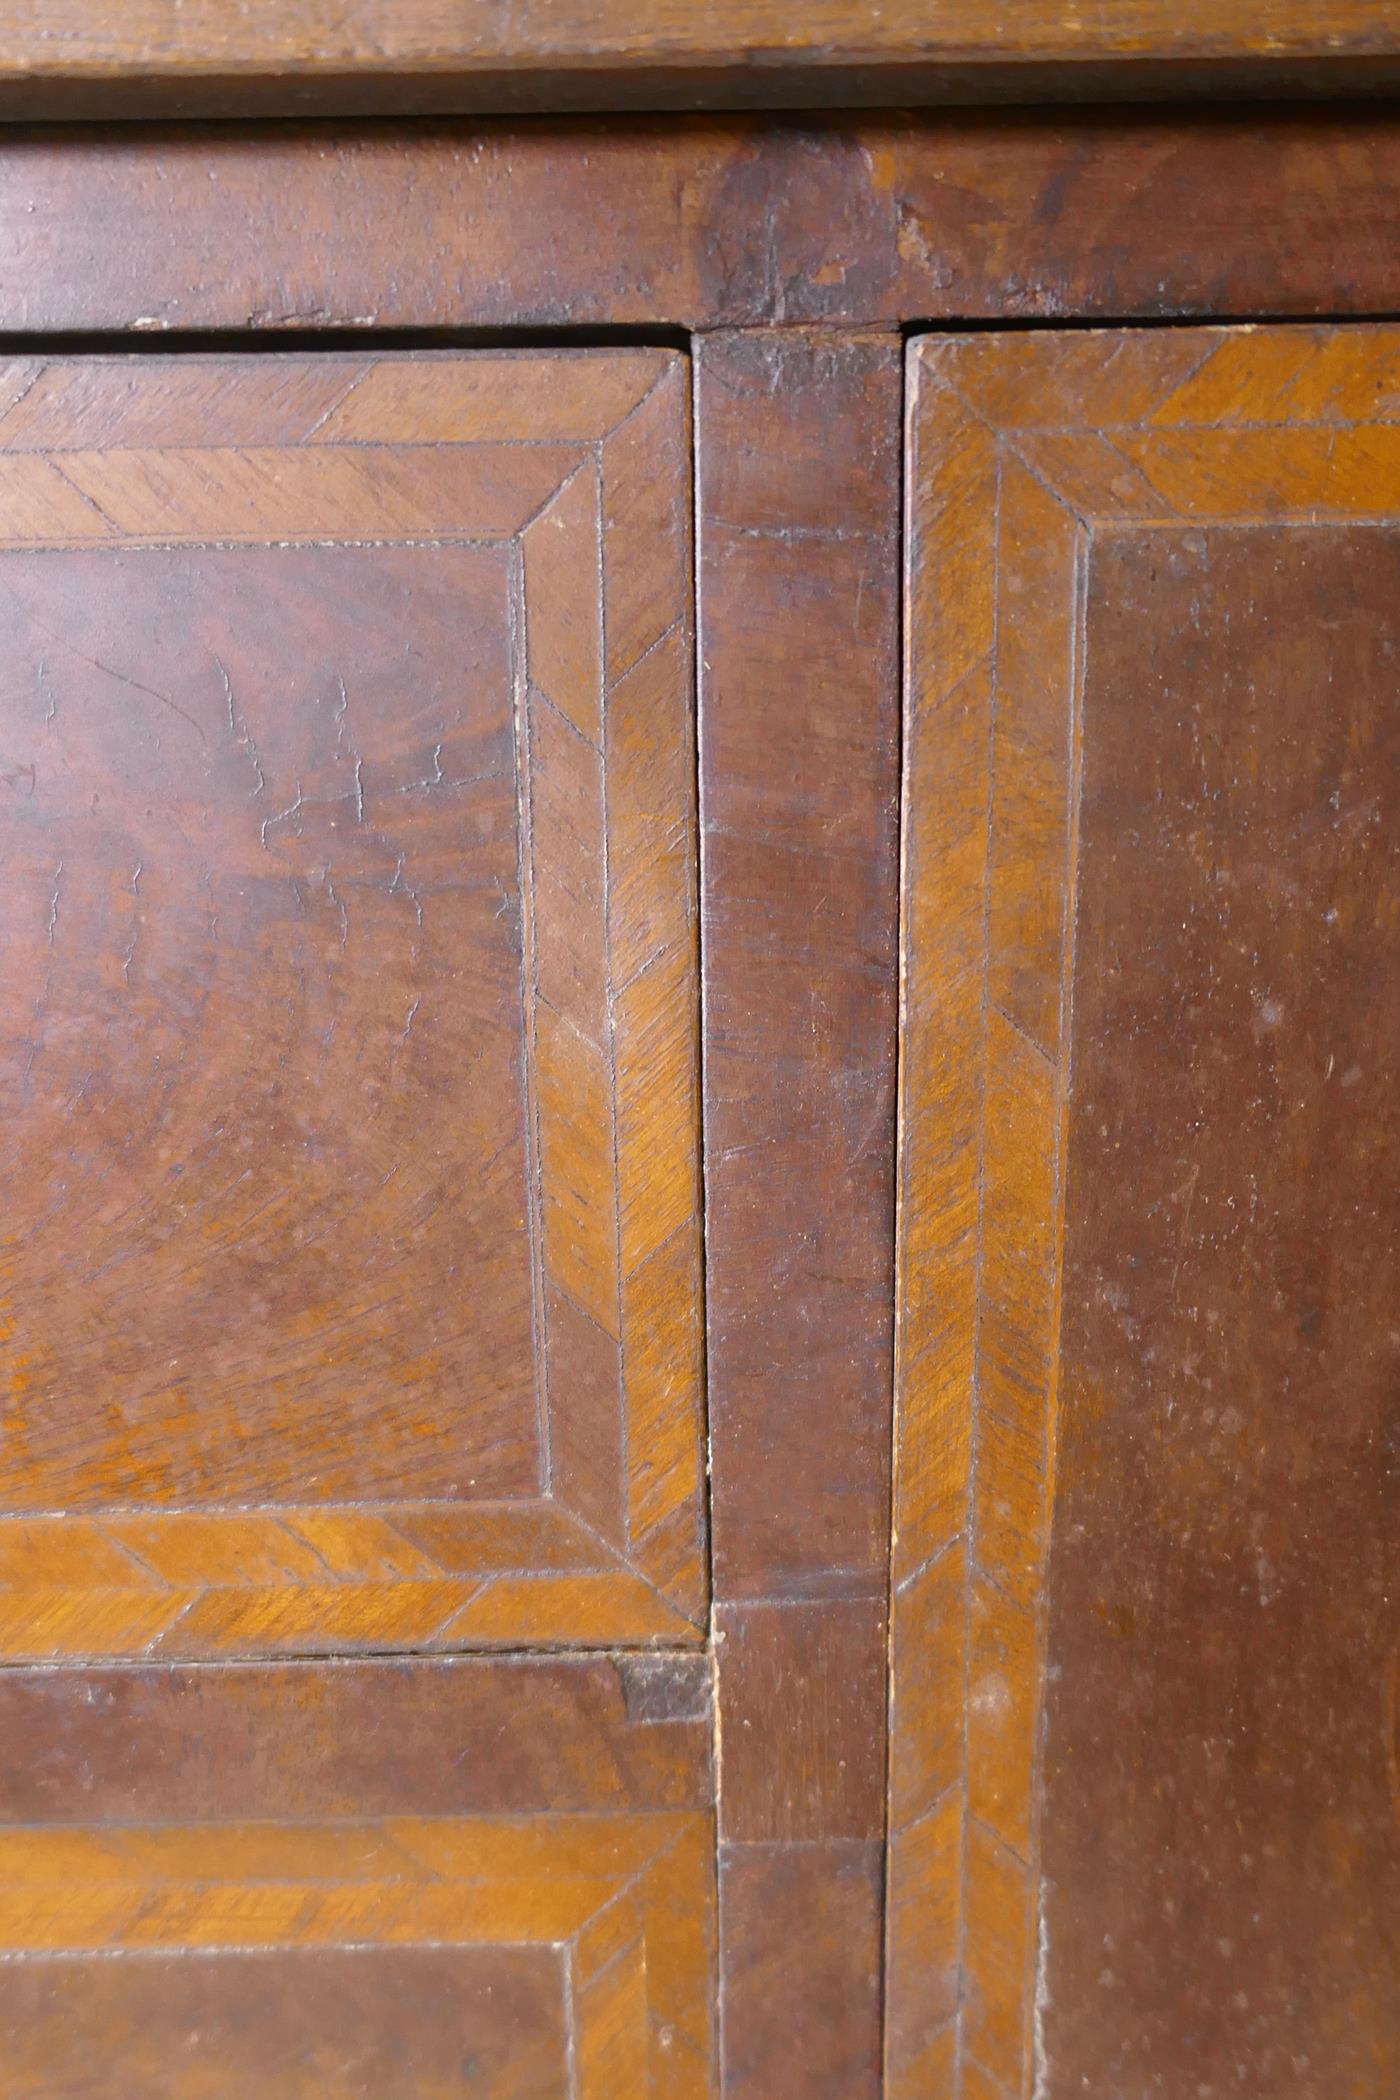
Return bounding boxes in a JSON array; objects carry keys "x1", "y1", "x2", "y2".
[
  {"x1": 697, "y1": 330, "x2": 900, "y2": 2098},
  {"x1": 2, "y1": 109, "x2": 1400, "y2": 336},
  {"x1": 0, "y1": 1653, "x2": 715, "y2": 1819},
  {"x1": 0, "y1": 2, "x2": 1395, "y2": 118},
  {"x1": 3, "y1": 1951, "x2": 568, "y2": 2099},
  {"x1": 0, "y1": 1654, "x2": 716, "y2": 2096},
  {"x1": 722, "y1": 1844, "x2": 887, "y2": 2100},
  {"x1": 1048, "y1": 508, "x2": 1400, "y2": 2100},
  {"x1": 0, "y1": 347, "x2": 704, "y2": 1663},
  {"x1": 896, "y1": 323, "x2": 1400, "y2": 2100}
]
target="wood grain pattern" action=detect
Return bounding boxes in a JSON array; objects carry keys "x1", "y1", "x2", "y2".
[
  {"x1": 0, "y1": 1810, "x2": 702, "y2": 1952},
  {"x1": 4, "y1": 111, "x2": 1400, "y2": 337},
  {"x1": 0, "y1": 1652, "x2": 717, "y2": 1820},
  {"x1": 697, "y1": 332, "x2": 901, "y2": 2099},
  {"x1": 895, "y1": 321, "x2": 1400, "y2": 2098},
  {"x1": 0, "y1": 1, "x2": 1392, "y2": 117},
  {"x1": 1045, "y1": 518, "x2": 1398, "y2": 2100},
  {"x1": 0, "y1": 1653, "x2": 717, "y2": 2096},
  {"x1": 0, "y1": 350, "x2": 703, "y2": 1662},
  {"x1": 2, "y1": 1949, "x2": 568, "y2": 2099}
]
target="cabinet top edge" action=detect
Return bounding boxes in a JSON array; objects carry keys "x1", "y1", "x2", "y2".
[{"x1": 0, "y1": 4, "x2": 1397, "y2": 122}]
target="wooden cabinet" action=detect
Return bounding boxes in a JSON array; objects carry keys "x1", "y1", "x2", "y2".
[{"x1": 0, "y1": 93, "x2": 1395, "y2": 2100}]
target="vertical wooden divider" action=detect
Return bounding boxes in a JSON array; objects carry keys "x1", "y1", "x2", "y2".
[{"x1": 695, "y1": 331, "x2": 903, "y2": 2099}]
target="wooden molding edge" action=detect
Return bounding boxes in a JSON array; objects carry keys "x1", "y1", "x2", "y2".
[{"x1": 0, "y1": 4, "x2": 1396, "y2": 119}]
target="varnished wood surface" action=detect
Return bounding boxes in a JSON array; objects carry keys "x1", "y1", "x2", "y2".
[
  {"x1": 4, "y1": 1952, "x2": 567, "y2": 2098},
  {"x1": 4, "y1": 117, "x2": 1396, "y2": 2096},
  {"x1": 896, "y1": 323, "x2": 1400, "y2": 2098},
  {"x1": 0, "y1": 349, "x2": 704, "y2": 1661},
  {"x1": 0, "y1": 1654, "x2": 717, "y2": 2095},
  {"x1": 1049, "y1": 517, "x2": 1399, "y2": 2100},
  {"x1": 697, "y1": 332, "x2": 900, "y2": 2098},
  {"x1": 3, "y1": 109, "x2": 1400, "y2": 334},
  {"x1": 0, "y1": 2, "x2": 1395, "y2": 116}
]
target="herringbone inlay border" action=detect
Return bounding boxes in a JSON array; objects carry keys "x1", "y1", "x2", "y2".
[{"x1": 0, "y1": 1809, "x2": 715, "y2": 2100}]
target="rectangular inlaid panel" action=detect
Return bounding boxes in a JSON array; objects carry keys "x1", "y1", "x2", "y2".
[
  {"x1": 0, "y1": 1653, "x2": 717, "y2": 2098},
  {"x1": 0, "y1": 351, "x2": 703, "y2": 1659},
  {"x1": 895, "y1": 325, "x2": 1400, "y2": 2099}
]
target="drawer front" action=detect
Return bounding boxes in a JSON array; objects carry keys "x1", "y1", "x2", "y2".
[{"x1": 0, "y1": 349, "x2": 703, "y2": 1663}]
